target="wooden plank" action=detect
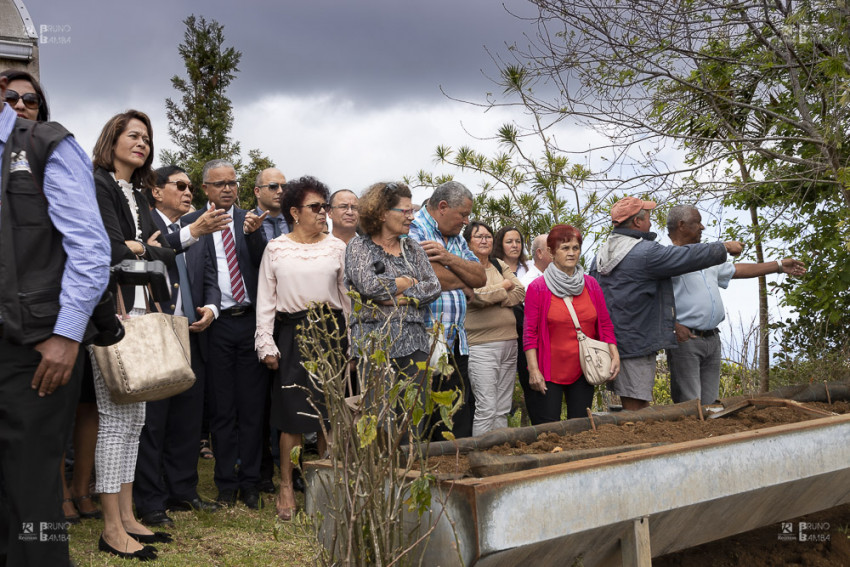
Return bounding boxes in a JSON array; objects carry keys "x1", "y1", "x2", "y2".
[
  {"x1": 621, "y1": 516, "x2": 651, "y2": 567},
  {"x1": 707, "y1": 398, "x2": 752, "y2": 419},
  {"x1": 467, "y1": 443, "x2": 665, "y2": 477}
]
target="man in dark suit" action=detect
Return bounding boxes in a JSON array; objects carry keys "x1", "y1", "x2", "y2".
[
  {"x1": 133, "y1": 166, "x2": 229, "y2": 526},
  {"x1": 200, "y1": 159, "x2": 268, "y2": 509}
]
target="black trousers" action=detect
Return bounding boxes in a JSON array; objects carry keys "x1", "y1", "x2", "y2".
[
  {"x1": 206, "y1": 314, "x2": 267, "y2": 492},
  {"x1": 431, "y1": 341, "x2": 474, "y2": 440},
  {"x1": 0, "y1": 336, "x2": 81, "y2": 567},
  {"x1": 134, "y1": 333, "x2": 206, "y2": 514},
  {"x1": 536, "y1": 377, "x2": 595, "y2": 423}
]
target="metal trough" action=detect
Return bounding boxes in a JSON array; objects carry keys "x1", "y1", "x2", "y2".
[{"x1": 305, "y1": 382, "x2": 850, "y2": 566}]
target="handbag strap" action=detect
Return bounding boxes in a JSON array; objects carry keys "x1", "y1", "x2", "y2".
[
  {"x1": 115, "y1": 284, "x2": 165, "y2": 318},
  {"x1": 561, "y1": 296, "x2": 586, "y2": 337}
]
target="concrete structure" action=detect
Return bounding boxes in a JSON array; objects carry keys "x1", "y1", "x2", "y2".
[{"x1": 0, "y1": 0, "x2": 39, "y2": 77}]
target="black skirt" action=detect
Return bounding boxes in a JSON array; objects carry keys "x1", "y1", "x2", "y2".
[{"x1": 271, "y1": 306, "x2": 346, "y2": 434}]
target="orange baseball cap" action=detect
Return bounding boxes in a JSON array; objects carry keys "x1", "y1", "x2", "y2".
[{"x1": 611, "y1": 197, "x2": 657, "y2": 225}]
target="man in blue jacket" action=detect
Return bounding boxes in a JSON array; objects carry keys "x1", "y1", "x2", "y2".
[{"x1": 589, "y1": 197, "x2": 743, "y2": 411}]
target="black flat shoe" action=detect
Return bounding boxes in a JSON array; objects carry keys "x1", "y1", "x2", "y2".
[
  {"x1": 98, "y1": 535, "x2": 157, "y2": 561},
  {"x1": 128, "y1": 531, "x2": 173, "y2": 544}
]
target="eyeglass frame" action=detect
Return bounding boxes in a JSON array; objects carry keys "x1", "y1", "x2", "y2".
[
  {"x1": 204, "y1": 180, "x2": 239, "y2": 189},
  {"x1": 300, "y1": 202, "x2": 332, "y2": 213},
  {"x1": 258, "y1": 182, "x2": 285, "y2": 190},
  {"x1": 163, "y1": 180, "x2": 194, "y2": 193},
  {"x1": 3, "y1": 89, "x2": 40, "y2": 110}
]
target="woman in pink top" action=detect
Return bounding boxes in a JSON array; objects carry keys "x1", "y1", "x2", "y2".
[
  {"x1": 255, "y1": 176, "x2": 349, "y2": 521},
  {"x1": 524, "y1": 225, "x2": 620, "y2": 422}
]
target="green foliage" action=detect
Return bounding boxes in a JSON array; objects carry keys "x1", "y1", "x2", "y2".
[
  {"x1": 295, "y1": 298, "x2": 460, "y2": 566},
  {"x1": 163, "y1": 15, "x2": 243, "y2": 207}
]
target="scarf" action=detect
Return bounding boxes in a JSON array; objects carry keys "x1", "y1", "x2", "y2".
[{"x1": 543, "y1": 262, "x2": 585, "y2": 297}]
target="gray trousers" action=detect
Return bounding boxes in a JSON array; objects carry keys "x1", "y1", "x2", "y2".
[
  {"x1": 667, "y1": 333, "x2": 722, "y2": 405},
  {"x1": 468, "y1": 339, "x2": 517, "y2": 437}
]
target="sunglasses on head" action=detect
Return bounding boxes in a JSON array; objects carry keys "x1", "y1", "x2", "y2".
[
  {"x1": 164, "y1": 180, "x2": 193, "y2": 193},
  {"x1": 3, "y1": 89, "x2": 40, "y2": 110},
  {"x1": 301, "y1": 202, "x2": 331, "y2": 213}
]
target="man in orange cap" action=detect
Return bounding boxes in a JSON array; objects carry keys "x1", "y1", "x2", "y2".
[{"x1": 589, "y1": 197, "x2": 743, "y2": 411}]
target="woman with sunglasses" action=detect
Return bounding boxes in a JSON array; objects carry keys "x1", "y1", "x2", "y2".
[
  {"x1": 0, "y1": 69, "x2": 108, "y2": 527},
  {"x1": 345, "y1": 182, "x2": 441, "y2": 426},
  {"x1": 463, "y1": 221, "x2": 525, "y2": 436},
  {"x1": 90, "y1": 110, "x2": 174, "y2": 561},
  {"x1": 0, "y1": 69, "x2": 48, "y2": 121},
  {"x1": 255, "y1": 176, "x2": 349, "y2": 521}
]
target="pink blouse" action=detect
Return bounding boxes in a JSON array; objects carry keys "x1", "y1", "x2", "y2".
[{"x1": 255, "y1": 235, "x2": 349, "y2": 359}]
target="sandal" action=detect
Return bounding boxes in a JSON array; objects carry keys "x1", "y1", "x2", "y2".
[
  {"x1": 200, "y1": 439, "x2": 214, "y2": 460},
  {"x1": 73, "y1": 494, "x2": 102, "y2": 520},
  {"x1": 62, "y1": 498, "x2": 80, "y2": 524},
  {"x1": 276, "y1": 486, "x2": 296, "y2": 522}
]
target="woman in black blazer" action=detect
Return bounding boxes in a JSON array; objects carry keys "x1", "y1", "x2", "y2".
[{"x1": 89, "y1": 110, "x2": 174, "y2": 561}]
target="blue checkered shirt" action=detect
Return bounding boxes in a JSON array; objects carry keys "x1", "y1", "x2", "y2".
[{"x1": 409, "y1": 207, "x2": 479, "y2": 355}]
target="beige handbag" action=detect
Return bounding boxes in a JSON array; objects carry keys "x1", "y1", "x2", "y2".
[
  {"x1": 563, "y1": 296, "x2": 613, "y2": 386},
  {"x1": 92, "y1": 286, "x2": 195, "y2": 404}
]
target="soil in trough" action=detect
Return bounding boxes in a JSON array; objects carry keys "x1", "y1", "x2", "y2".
[{"x1": 427, "y1": 401, "x2": 850, "y2": 478}]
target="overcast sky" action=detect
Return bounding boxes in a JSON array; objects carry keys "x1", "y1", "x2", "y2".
[{"x1": 22, "y1": 0, "x2": 789, "y2": 353}]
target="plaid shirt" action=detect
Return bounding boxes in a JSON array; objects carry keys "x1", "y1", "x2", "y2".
[{"x1": 409, "y1": 207, "x2": 479, "y2": 355}]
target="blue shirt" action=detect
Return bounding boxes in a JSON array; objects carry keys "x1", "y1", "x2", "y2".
[
  {"x1": 255, "y1": 207, "x2": 289, "y2": 241},
  {"x1": 0, "y1": 103, "x2": 110, "y2": 342},
  {"x1": 672, "y1": 262, "x2": 736, "y2": 331},
  {"x1": 409, "y1": 207, "x2": 479, "y2": 355}
]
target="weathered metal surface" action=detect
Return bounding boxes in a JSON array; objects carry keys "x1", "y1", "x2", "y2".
[
  {"x1": 307, "y1": 383, "x2": 850, "y2": 566},
  {"x1": 468, "y1": 414, "x2": 850, "y2": 564}
]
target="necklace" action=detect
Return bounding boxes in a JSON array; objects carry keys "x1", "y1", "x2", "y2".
[{"x1": 288, "y1": 230, "x2": 324, "y2": 245}]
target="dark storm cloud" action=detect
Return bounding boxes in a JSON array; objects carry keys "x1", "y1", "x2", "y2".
[{"x1": 26, "y1": 0, "x2": 536, "y2": 110}]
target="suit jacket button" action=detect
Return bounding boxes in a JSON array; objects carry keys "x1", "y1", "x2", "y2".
[
  {"x1": 170, "y1": 304, "x2": 176, "y2": 311},
  {"x1": 173, "y1": 283, "x2": 179, "y2": 289}
]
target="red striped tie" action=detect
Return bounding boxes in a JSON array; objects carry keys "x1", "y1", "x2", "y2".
[{"x1": 221, "y1": 225, "x2": 246, "y2": 304}]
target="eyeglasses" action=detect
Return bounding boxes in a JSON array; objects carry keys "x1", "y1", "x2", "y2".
[
  {"x1": 389, "y1": 207, "x2": 415, "y2": 217},
  {"x1": 205, "y1": 180, "x2": 238, "y2": 189},
  {"x1": 472, "y1": 234, "x2": 494, "y2": 240},
  {"x1": 3, "y1": 89, "x2": 39, "y2": 110},
  {"x1": 164, "y1": 180, "x2": 193, "y2": 193},
  {"x1": 258, "y1": 182, "x2": 284, "y2": 190},
  {"x1": 300, "y1": 202, "x2": 331, "y2": 213},
  {"x1": 333, "y1": 204, "x2": 359, "y2": 212}
]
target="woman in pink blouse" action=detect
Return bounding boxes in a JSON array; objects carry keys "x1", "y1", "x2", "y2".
[
  {"x1": 254, "y1": 176, "x2": 349, "y2": 521},
  {"x1": 524, "y1": 224, "x2": 620, "y2": 423}
]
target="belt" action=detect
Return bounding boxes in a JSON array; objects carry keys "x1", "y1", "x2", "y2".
[
  {"x1": 687, "y1": 327, "x2": 719, "y2": 338},
  {"x1": 220, "y1": 305, "x2": 254, "y2": 318}
]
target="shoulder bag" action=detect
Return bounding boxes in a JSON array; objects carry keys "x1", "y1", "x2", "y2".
[
  {"x1": 91, "y1": 285, "x2": 196, "y2": 404},
  {"x1": 563, "y1": 296, "x2": 613, "y2": 386}
]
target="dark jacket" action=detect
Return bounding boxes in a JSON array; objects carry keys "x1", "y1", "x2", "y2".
[
  {"x1": 589, "y1": 228, "x2": 727, "y2": 358},
  {"x1": 93, "y1": 167, "x2": 175, "y2": 308},
  {"x1": 184, "y1": 206, "x2": 261, "y2": 304},
  {"x1": 152, "y1": 210, "x2": 220, "y2": 361},
  {"x1": 0, "y1": 119, "x2": 70, "y2": 345}
]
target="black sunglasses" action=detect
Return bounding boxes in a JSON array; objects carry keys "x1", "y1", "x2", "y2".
[
  {"x1": 259, "y1": 182, "x2": 284, "y2": 190},
  {"x1": 164, "y1": 180, "x2": 193, "y2": 193},
  {"x1": 3, "y1": 89, "x2": 40, "y2": 110},
  {"x1": 300, "y1": 202, "x2": 332, "y2": 213}
]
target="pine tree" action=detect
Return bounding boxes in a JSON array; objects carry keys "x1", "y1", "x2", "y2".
[{"x1": 163, "y1": 15, "x2": 243, "y2": 206}]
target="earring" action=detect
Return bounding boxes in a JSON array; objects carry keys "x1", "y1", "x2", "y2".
[{"x1": 295, "y1": 218, "x2": 299, "y2": 225}]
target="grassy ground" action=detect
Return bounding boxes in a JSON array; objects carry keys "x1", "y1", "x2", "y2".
[{"x1": 69, "y1": 459, "x2": 315, "y2": 566}]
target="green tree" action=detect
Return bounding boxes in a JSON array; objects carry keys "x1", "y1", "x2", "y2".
[
  {"x1": 163, "y1": 15, "x2": 243, "y2": 207},
  {"x1": 456, "y1": 0, "x2": 850, "y2": 361}
]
